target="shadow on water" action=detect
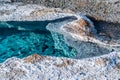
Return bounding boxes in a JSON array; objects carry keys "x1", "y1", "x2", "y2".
[
  {"x1": 0, "y1": 16, "x2": 77, "y2": 40},
  {"x1": 0, "y1": 21, "x2": 51, "y2": 42},
  {"x1": 0, "y1": 16, "x2": 77, "y2": 32}
]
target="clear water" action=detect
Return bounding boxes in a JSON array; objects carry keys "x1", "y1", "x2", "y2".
[{"x1": 0, "y1": 21, "x2": 77, "y2": 62}]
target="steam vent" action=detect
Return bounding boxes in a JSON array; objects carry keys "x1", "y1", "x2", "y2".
[{"x1": 0, "y1": 0, "x2": 120, "y2": 80}]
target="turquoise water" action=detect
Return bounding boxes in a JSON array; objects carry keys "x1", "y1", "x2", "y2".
[{"x1": 0, "y1": 21, "x2": 77, "y2": 62}]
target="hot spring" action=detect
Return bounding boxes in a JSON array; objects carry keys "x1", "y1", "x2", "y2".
[{"x1": 0, "y1": 21, "x2": 77, "y2": 62}]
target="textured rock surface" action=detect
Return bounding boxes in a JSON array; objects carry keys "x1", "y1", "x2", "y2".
[
  {"x1": 10, "y1": 0, "x2": 120, "y2": 22},
  {"x1": 0, "y1": 1, "x2": 120, "y2": 80},
  {"x1": 0, "y1": 52, "x2": 120, "y2": 80},
  {"x1": 0, "y1": 2, "x2": 75, "y2": 21}
]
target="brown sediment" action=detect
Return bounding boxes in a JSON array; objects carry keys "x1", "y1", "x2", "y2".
[
  {"x1": 63, "y1": 18, "x2": 94, "y2": 37},
  {"x1": 76, "y1": 19, "x2": 91, "y2": 28},
  {"x1": 24, "y1": 54, "x2": 47, "y2": 63}
]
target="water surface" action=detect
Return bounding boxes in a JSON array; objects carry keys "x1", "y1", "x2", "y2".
[{"x1": 0, "y1": 21, "x2": 76, "y2": 62}]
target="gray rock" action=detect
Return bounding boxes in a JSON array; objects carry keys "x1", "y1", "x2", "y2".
[
  {"x1": 9, "y1": 0, "x2": 120, "y2": 22},
  {"x1": 0, "y1": 0, "x2": 11, "y2": 2}
]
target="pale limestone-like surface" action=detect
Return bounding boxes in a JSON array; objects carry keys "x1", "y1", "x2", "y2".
[
  {"x1": 10, "y1": 0, "x2": 120, "y2": 23},
  {"x1": 0, "y1": 0, "x2": 11, "y2": 2},
  {"x1": 0, "y1": 52, "x2": 120, "y2": 80},
  {"x1": 0, "y1": 2, "x2": 75, "y2": 21},
  {"x1": 0, "y1": 2, "x2": 120, "y2": 80}
]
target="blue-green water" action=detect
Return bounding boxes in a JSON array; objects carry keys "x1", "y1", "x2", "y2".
[{"x1": 0, "y1": 21, "x2": 77, "y2": 63}]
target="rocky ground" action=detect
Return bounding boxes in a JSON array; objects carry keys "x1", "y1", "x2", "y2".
[
  {"x1": 0, "y1": 52, "x2": 120, "y2": 80},
  {"x1": 0, "y1": 0, "x2": 120, "y2": 80}
]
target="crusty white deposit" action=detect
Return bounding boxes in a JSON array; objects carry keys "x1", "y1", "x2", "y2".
[
  {"x1": 0, "y1": 52, "x2": 120, "y2": 80},
  {"x1": 0, "y1": 1, "x2": 120, "y2": 80}
]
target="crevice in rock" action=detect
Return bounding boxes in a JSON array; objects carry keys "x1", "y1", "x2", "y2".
[{"x1": 86, "y1": 15, "x2": 120, "y2": 41}]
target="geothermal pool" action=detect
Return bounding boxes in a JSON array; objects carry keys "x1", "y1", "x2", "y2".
[{"x1": 0, "y1": 21, "x2": 77, "y2": 62}]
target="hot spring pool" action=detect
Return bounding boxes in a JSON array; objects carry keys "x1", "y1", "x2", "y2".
[{"x1": 0, "y1": 21, "x2": 77, "y2": 62}]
